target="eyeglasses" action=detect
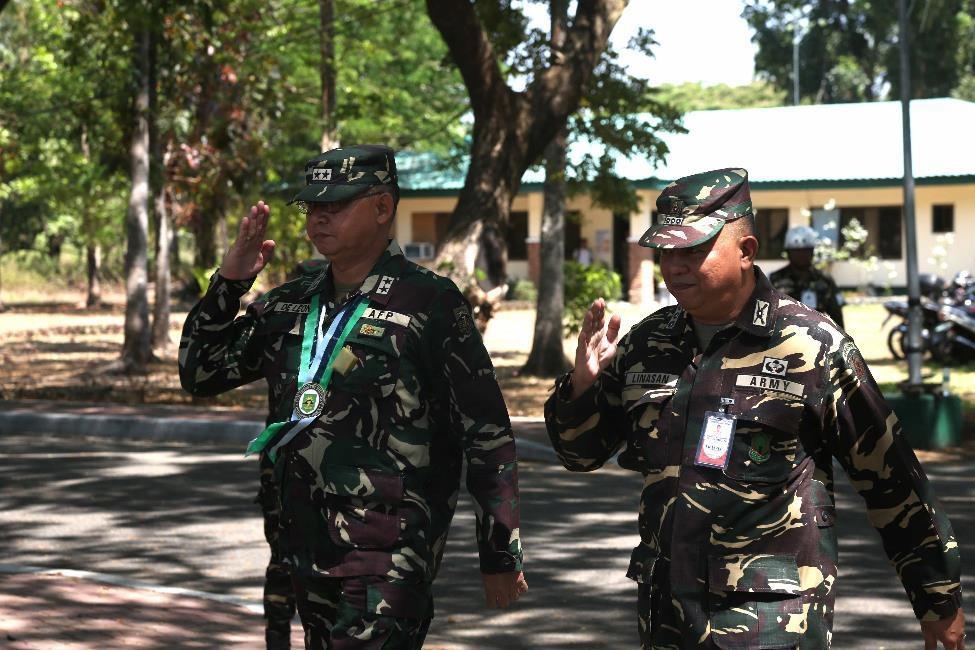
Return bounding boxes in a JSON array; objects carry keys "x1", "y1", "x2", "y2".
[{"x1": 299, "y1": 191, "x2": 385, "y2": 216}]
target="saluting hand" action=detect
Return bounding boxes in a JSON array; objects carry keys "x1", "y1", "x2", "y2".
[
  {"x1": 219, "y1": 201, "x2": 277, "y2": 280},
  {"x1": 570, "y1": 297, "x2": 621, "y2": 399}
]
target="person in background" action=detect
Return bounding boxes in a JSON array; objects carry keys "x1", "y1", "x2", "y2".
[
  {"x1": 574, "y1": 237, "x2": 594, "y2": 265},
  {"x1": 769, "y1": 225, "x2": 845, "y2": 328},
  {"x1": 545, "y1": 167, "x2": 964, "y2": 649}
]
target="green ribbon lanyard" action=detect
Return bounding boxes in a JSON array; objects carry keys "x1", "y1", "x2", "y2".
[{"x1": 245, "y1": 294, "x2": 369, "y2": 458}]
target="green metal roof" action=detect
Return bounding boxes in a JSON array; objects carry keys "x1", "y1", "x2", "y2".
[{"x1": 398, "y1": 98, "x2": 975, "y2": 194}]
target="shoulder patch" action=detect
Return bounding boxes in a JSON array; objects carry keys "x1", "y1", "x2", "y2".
[{"x1": 453, "y1": 306, "x2": 474, "y2": 335}]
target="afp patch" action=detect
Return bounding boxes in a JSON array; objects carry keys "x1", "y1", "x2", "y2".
[
  {"x1": 453, "y1": 306, "x2": 474, "y2": 335},
  {"x1": 359, "y1": 323, "x2": 385, "y2": 338}
]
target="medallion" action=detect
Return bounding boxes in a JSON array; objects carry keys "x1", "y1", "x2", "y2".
[{"x1": 294, "y1": 382, "x2": 326, "y2": 419}]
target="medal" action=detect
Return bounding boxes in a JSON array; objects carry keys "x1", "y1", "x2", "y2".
[{"x1": 294, "y1": 382, "x2": 326, "y2": 419}]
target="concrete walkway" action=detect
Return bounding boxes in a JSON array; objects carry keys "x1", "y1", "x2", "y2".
[{"x1": 0, "y1": 400, "x2": 972, "y2": 649}]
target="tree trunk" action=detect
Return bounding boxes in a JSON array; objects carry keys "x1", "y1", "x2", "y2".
[
  {"x1": 522, "y1": 0, "x2": 571, "y2": 376},
  {"x1": 86, "y1": 245, "x2": 102, "y2": 308},
  {"x1": 151, "y1": 183, "x2": 173, "y2": 348},
  {"x1": 319, "y1": 0, "x2": 339, "y2": 151},
  {"x1": 122, "y1": 18, "x2": 153, "y2": 373},
  {"x1": 426, "y1": 0, "x2": 627, "y2": 288},
  {"x1": 0, "y1": 204, "x2": 5, "y2": 313}
]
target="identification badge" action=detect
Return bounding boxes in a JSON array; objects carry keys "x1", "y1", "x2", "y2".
[
  {"x1": 800, "y1": 289, "x2": 818, "y2": 310},
  {"x1": 294, "y1": 382, "x2": 326, "y2": 419},
  {"x1": 694, "y1": 411, "x2": 737, "y2": 470}
]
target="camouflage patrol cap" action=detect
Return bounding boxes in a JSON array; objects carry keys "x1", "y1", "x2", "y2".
[
  {"x1": 289, "y1": 144, "x2": 398, "y2": 206},
  {"x1": 638, "y1": 167, "x2": 753, "y2": 249}
]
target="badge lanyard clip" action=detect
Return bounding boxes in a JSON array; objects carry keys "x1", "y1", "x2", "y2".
[{"x1": 694, "y1": 397, "x2": 738, "y2": 470}]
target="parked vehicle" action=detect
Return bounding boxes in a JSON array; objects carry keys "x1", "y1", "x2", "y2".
[{"x1": 882, "y1": 271, "x2": 975, "y2": 364}]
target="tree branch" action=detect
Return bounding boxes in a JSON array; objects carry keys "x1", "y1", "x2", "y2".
[
  {"x1": 527, "y1": 0, "x2": 628, "y2": 152},
  {"x1": 425, "y1": 0, "x2": 508, "y2": 117}
]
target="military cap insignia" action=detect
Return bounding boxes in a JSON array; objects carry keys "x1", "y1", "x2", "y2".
[
  {"x1": 660, "y1": 196, "x2": 686, "y2": 226},
  {"x1": 453, "y1": 306, "x2": 474, "y2": 335},
  {"x1": 748, "y1": 431, "x2": 772, "y2": 463},
  {"x1": 311, "y1": 168, "x2": 332, "y2": 182},
  {"x1": 665, "y1": 196, "x2": 684, "y2": 215}
]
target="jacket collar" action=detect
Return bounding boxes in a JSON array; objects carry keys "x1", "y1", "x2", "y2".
[
  {"x1": 666, "y1": 266, "x2": 779, "y2": 340},
  {"x1": 301, "y1": 240, "x2": 406, "y2": 307}
]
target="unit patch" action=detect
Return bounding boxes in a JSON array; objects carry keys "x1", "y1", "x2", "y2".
[
  {"x1": 453, "y1": 306, "x2": 474, "y2": 335},
  {"x1": 359, "y1": 323, "x2": 385, "y2": 338},
  {"x1": 840, "y1": 340, "x2": 869, "y2": 379},
  {"x1": 748, "y1": 431, "x2": 772, "y2": 463},
  {"x1": 762, "y1": 356, "x2": 788, "y2": 376},
  {"x1": 735, "y1": 374, "x2": 805, "y2": 398}
]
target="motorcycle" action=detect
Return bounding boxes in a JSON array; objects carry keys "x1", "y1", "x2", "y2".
[
  {"x1": 882, "y1": 296, "x2": 947, "y2": 361},
  {"x1": 934, "y1": 302, "x2": 975, "y2": 363},
  {"x1": 883, "y1": 271, "x2": 975, "y2": 364}
]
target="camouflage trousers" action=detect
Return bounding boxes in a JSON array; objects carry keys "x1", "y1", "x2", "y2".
[
  {"x1": 290, "y1": 574, "x2": 432, "y2": 650},
  {"x1": 258, "y1": 453, "x2": 297, "y2": 649}
]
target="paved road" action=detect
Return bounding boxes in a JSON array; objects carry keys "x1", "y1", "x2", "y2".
[{"x1": 1, "y1": 426, "x2": 972, "y2": 648}]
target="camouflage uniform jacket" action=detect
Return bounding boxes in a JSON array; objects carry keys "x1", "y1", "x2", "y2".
[
  {"x1": 180, "y1": 241, "x2": 522, "y2": 616},
  {"x1": 544, "y1": 269, "x2": 960, "y2": 649},
  {"x1": 769, "y1": 263, "x2": 845, "y2": 329}
]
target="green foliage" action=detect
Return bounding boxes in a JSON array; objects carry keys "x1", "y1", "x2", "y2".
[
  {"x1": 566, "y1": 36, "x2": 685, "y2": 213},
  {"x1": 1, "y1": 0, "x2": 468, "y2": 284},
  {"x1": 655, "y1": 81, "x2": 787, "y2": 112},
  {"x1": 563, "y1": 260, "x2": 621, "y2": 335},
  {"x1": 742, "y1": 0, "x2": 975, "y2": 103},
  {"x1": 507, "y1": 277, "x2": 537, "y2": 302}
]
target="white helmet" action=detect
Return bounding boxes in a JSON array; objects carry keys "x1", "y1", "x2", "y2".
[{"x1": 783, "y1": 226, "x2": 819, "y2": 250}]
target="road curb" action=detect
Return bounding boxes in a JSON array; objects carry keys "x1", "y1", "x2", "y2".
[{"x1": 0, "y1": 402, "x2": 557, "y2": 462}]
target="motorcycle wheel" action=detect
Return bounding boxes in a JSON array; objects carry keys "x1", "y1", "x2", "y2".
[{"x1": 887, "y1": 328, "x2": 906, "y2": 360}]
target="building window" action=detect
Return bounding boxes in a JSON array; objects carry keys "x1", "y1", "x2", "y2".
[
  {"x1": 411, "y1": 212, "x2": 452, "y2": 251},
  {"x1": 506, "y1": 211, "x2": 528, "y2": 261},
  {"x1": 755, "y1": 208, "x2": 789, "y2": 260},
  {"x1": 933, "y1": 204, "x2": 954, "y2": 233},
  {"x1": 839, "y1": 206, "x2": 903, "y2": 260}
]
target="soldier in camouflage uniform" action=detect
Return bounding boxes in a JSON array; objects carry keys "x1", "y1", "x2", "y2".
[
  {"x1": 180, "y1": 145, "x2": 527, "y2": 649},
  {"x1": 769, "y1": 225, "x2": 845, "y2": 328},
  {"x1": 545, "y1": 168, "x2": 964, "y2": 649}
]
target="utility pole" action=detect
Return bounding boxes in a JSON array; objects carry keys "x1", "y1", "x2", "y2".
[{"x1": 898, "y1": 0, "x2": 923, "y2": 388}]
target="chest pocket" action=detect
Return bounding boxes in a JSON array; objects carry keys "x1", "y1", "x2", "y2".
[
  {"x1": 619, "y1": 385, "x2": 675, "y2": 473},
  {"x1": 724, "y1": 389, "x2": 804, "y2": 484},
  {"x1": 330, "y1": 324, "x2": 404, "y2": 398}
]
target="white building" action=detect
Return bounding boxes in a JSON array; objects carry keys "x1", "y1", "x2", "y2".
[{"x1": 393, "y1": 98, "x2": 974, "y2": 304}]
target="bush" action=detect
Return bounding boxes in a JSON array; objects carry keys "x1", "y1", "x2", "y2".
[
  {"x1": 507, "y1": 278, "x2": 537, "y2": 302},
  {"x1": 564, "y1": 261, "x2": 622, "y2": 335}
]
